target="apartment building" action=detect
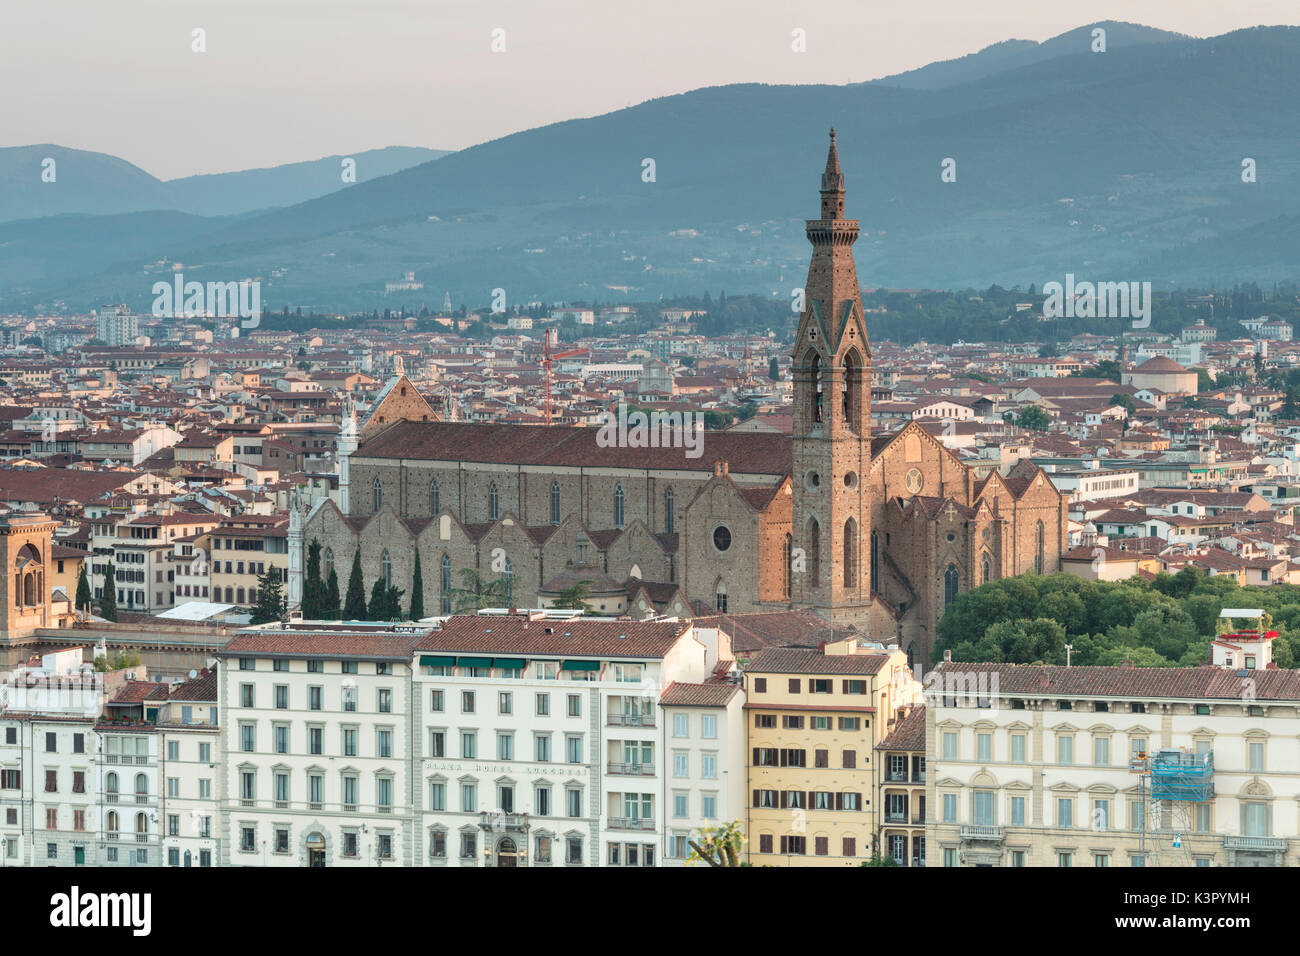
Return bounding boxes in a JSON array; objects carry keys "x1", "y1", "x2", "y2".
[
  {"x1": 744, "y1": 641, "x2": 915, "y2": 866},
  {"x1": 97, "y1": 681, "x2": 164, "y2": 867},
  {"x1": 411, "y1": 615, "x2": 720, "y2": 867},
  {"x1": 157, "y1": 667, "x2": 221, "y2": 867},
  {"x1": 927, "y1": 631, "x2": 1300, "y2": 867},
  {"x1": 214, "y1": 623, "x2": 422, "y2": 867},
  {"x1": 660, "y1": 679, "x2": 745, "y2": 865},
  {"x1": 210, "y1": 515, "x2": 289, "y2": 608},
  {"x1": 875, "y1": 704, "x2": 926, "y2": 866}
]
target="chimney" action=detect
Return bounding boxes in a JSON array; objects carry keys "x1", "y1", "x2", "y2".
[{"x1": 943, "y1": 649, "x2": 952, "y2": 663}]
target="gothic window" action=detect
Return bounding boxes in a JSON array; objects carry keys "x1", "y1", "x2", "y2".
[
  {"x1": 843, "y1": 517, "x2": 858, "y2": 589},
  {"x1": 944, "y1": 564, "x2": 959, "y2": 606},
  {"x1": 502, "y1": 557, "x2": 514, "y2": 603},
  {"x1": 551, "y1": 481, "x2": 561, "y2": 525},
  {"x1": 807, "y1": 518, "x2": 821, "y2": 587},
  {"x1": 843, "y1": 349, "x2": 863, "y2": 433},
  {"x1": 373, "y1": 478, "x2": 382, "y2": 512},
  {"x1": 665, "y1": 489, "x2": 675, "y2": 534},
  {"x1": 715, "y1": 580, "x2": 727, "y2": 614},
  {"x1": 1035, "y1": 521, "x2": 1045, "y2": 574},
  {"x1": 982, "y1": 553, "x2": 992, "y2": 585},
  {"x1": 440, "y1": 554, "x2": 451, "y2": 615},
  {"x1": 430, "y1": 480, "x2": 440, "y2": 516},
  {"x1": 325, "y1": 548, "x2": 334, "y2": 578},
  {"x1": 870, "y1": 530, "x2": 879, "y2": 593},
  {"x1": 810, "y1": 353, "x2": 824, "y2": 425},
  {"x1": 782, "y1": 534, "x2": 793, "y2": 600},
  {"x1": 489, "y1": 482, "x2": 499, "y2": 521},
  {"x1": 382, "y1": 550, "x2": 392, "y2": 587},
  {"x1": 614, "y1": 485, "x2": 625, "y2": 528}
]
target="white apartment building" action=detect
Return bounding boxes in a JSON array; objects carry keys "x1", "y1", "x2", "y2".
[
  {"x1": 97, "y1": 682, "x2": 164, "y2": 868},
  {"x1": 411, "y1": 615, "x2": 720, "y2": 868},
  {"x1": 157, "y1": 667, "x2": 221, "y2": 867},
  {"x1": 928, "y1": 635, "x2": 1300, "y2": 867},
  {"x1": 659, "y1": 679, "x2": 745, "y2": 865},
  {"x1": 215, "y1": 623, "x2": 422, "y2": 867}
]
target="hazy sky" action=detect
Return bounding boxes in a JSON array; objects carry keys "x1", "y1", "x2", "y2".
[{"x1": 3, "y1": 0, "x2": 1297, "y2": 179}]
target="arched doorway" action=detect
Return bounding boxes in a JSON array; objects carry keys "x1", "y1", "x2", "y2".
[
  {"x1": 497, "y1": 837, "x2": 518, "y2": 868},
  {"x1": 307, "y1": 833, "x2": 326, "y2": 867}
]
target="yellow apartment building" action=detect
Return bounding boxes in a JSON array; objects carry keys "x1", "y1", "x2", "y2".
[{"x1": 744, "y1": 641, "x2": 914, "y2": 866}]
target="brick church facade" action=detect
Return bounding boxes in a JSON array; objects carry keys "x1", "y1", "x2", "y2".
[{"x1": 295, "y1": 132, "x2": 1067, "y2": 666}]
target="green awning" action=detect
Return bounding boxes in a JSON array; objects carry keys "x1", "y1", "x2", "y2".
[
  {"x1": 562, "y1": 659, "x2": 601, "y2": 671},
  {"x1": 419, "y1": 655, "x2": 455, "y2": 667},
  {"x1": 492, "y1": 658, "x2": 526, "y2": 670},
  {"x1": 457, "y1": 656, "x2": 493, "y2": 668}
]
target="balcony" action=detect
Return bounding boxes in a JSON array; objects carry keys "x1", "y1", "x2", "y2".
[
  {"x1": 479, "y1": 811, "x2": 529, "y2": 831},
  {"x1": 608, "y1": 817, "x2": 656, "y2": 831},
  {"x1": 607, "y1": 714, "x2": 655, "y2": 728},
  {"x1": 959, "y1": 824, "x2": 1004, "y2": 842},
  {"x1": 607, "y1": 762, "x2": 655, "y2": 776},
  {"x1": 1223, "y1": 835, "x2": 1286, "y2": 852},
  {"x1": 884, "y1": 812, "x2": 909, "y2": 824}
]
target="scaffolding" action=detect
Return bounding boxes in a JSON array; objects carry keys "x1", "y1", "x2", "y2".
[{"x1": 1149, "y1": 749, "x2": 1215, "y2": 802}]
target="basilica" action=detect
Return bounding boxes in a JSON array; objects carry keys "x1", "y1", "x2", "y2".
[{"x1": 294, "y1": 131, "x2": 1068, "y2": 666}]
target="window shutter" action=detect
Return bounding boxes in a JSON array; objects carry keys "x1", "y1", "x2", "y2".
[
  {"x1": 835, "y1": 792, "x2": 843, "y2": 811},
  {"x1": 752, "y1": 748, "x2": 760, "y2": 765},
  {"x1": 842, "y1": 679, "x2": 849, "y2": 694},
  {"x1": 779, "y1": 790, "x2": 787, "y2": 809},
  {"x1": 752, "y1": 789, "x2": 760, "y2": 807}
]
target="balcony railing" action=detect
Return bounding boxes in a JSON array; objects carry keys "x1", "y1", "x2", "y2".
[
  {"x1": 1223, "y1": 835, "x2": 1286, "y2": 851},
  {"x1": 607, "y1": 714, "x2": 655, "y2": 728},
  {"x1": 959, "y1": 824, "x2": 1004, "y2": 842},
  {"x1": 884, "y1": 812, "x2": 909, "y2": 824},
  {"x1": 479, "y1": 811, "x2": 529, "y2": 831},
  {"x1": 607, "y1": 762, "x2": 655, "y2": 776},
  {"x1": 608, "y1": 816, "x2": 656, "y2": 831}
]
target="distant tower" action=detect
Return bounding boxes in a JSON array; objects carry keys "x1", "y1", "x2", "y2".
[
  {"x1": 287, "y1": 489, "x2": 303, "y2": 611},
  {"x1": 338, "y1": 393, "x2": 358, "y2": 514},
  {"x1": 0, "y1": 512, "x2": 59, "y2": 667},
  {"x1": 790, "y1": 129, "x2": 873, "y2": 625},
  {"x1": 443, "y1": 290, "x2": 453, "y2": 313}
]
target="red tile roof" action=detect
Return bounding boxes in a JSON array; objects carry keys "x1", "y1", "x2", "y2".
[{"x1": 416, "y1": 616, "x2": 692, "y2": 659}]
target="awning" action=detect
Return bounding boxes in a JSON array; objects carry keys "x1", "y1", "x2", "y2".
[
  {"x1": 419, "y1": 655, "x2": 455, "y2": 667},
  {"x1": 492, "y1": 658, "x2": 526, "y2": 670},
  {"x1": 562, "y1": 659, "x2": 601, "y2": 671},
  {"x1": 457, "y1": 656, "x2": 493, "y2": 668}
]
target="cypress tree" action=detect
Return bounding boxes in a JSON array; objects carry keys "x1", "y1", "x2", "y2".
[
  {"x1": 343, "y1": 550, "x2": 367, "y2": 620},
  {"x1": 324, "y1": 567, "x2": 341, "y2": 619},
  {"x1": 409, "y1": 550, "x2": 425, "y2": 620},
  {"x1": 100, "y1": 561, "x2": 118, "y2": 622},
  {"x1": 367, "y1": 578, "x2": 388, "y2": 621},
  {"x1": 303, "y1": 539, "x2": 326, "y2": 619},
  {"x1": 75, "y1": 565, "x2": 92, "y2": 612}
]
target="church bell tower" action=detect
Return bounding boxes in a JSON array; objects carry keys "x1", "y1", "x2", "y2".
[{"x1": 790, "y1": 129, "x2": 873, "y2": 625}]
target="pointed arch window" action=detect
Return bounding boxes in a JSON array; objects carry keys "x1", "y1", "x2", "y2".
[
  {"x1": 502, "y1": 557, "x2": 514, "y2": 603},
  {"x1": 982, "y1": 553, "x2": 992, "y2": 585},
  {"x1": 843, "y1": 517, "x2": 858, "y2": 589},
  {"x1": 843, "y1": 349, "x2": 863, "y2": 434},
  {"x1": 614, "y1": 485, "x2": 625, "y2": 528},
  {"x1": 430, "y1": 479, "x2": 440, "y2": 516},
  {"x1": 440, "y1": 554, "x2": 452, "y2": 615},
  {"x1": 489, "y1": 482, "x2": 499, "y2": 521},
  {"x1": 715, "y1": 580, "x2": 727, "y2": 614},
  {"x1": 551, "y1": 481, "x2": 561, "y2": 525},
  {"x1": 1035, "y1": 521, "x2": 1045, "y2": 574},
  {"x1": 810, "y1": 353, "x2": 824, "y2": 425},
  {"x1": 782, "y1": 533, "x2": 793, "y2": 600},
  {"x1": 807, "y1": 518, "x2": 821, "y2": 587},
  {"x1": 325, "y1": 547, "x2": 334, "y2": 578},
  {"x1": 944, "y1": 564, "x2": 959, "y2": 606},
  {"x1": 665, "y1": 489, "x2": 675, "y2": 534},
  {"x1": 382, "y1": 550, "x2": 392, "y2": 587},
  {"x1": 373, "y1": 478, "x2": 382, "y2": 512},
  {"x1": 870, "y1": 530, "x2": 880, "y2": 593}
]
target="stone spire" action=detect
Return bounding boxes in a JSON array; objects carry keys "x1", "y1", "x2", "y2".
[{"x1": 820, "y1": 128, "x2": 845, "y2": 219}]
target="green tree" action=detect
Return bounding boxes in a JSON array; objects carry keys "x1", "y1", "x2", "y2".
[
  {"x1": 767, "y1": 357, "x2": 780, "y2": 381},
  {"x1": 861, "y1": 852, "x2": 900, "y2": 867},
  {"x1": 409, "y1": 550, "x2": 425, "y2": 620},
  {"x1": 449, "y1": 568, "x2": 512, "y2": 613},
  {"x1": 302, "y1": 539, "x2": 326, "y2": 619},
  {"x1": 100, "y1": 561, "x2": 118, "y2": 622},
  {"x1": 324, "y1": 567, "x2": 341, "y2": 619},
  {"x1": 343, "y1": 550, "x2": 368, "y2": 619},
  {"x1": 367, "y1": 578, "x2": 389, "y2": 620},
  {"x1": 552, "y1": 580, "x2": 594, "y2": 611},
  {"x1": 687, "y1": 821, "x2": 745, "y2": 867},
  {"x1": 1016, "y1": 405, "x2": 1051, "y2": 431},
  {"x1": 250, "y1": 568, "x2": 286, "y2": 624},
  {"x1": 75, "y1": 565, "x2": 92, "y2": 612},
  {"x1": 1111, "y1": 392, "x2": 1136, "y2": 416}
]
